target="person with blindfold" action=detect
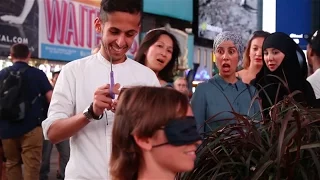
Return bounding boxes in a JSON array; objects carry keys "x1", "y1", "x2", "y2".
[
  {"x1": 110, "y1": 87, "x2": 202, "y2": 180},
  {"x1": 191, "y1": 31, "x2": 260, "y2": 134},
  {"x1": 253, "y1": 32, "x2": 317, "y2": 112}
]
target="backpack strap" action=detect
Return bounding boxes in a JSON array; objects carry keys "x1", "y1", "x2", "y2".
[
  {"x1": 4, "y1": 65, "x2": 30, "y2": 74},
  {"x1": 17, "y1": 66, "x2": 30, "y2": 74},
  {"x1": 1, "y1": 66, "x2": 30, "y2": 82},
  {"x1": 0, "y1": 67, "x2": 13, "y2": 83}
]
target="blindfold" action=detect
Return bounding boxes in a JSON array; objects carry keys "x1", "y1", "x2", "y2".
[{"x1": 153, "y1": 116, "x2": 202, "y2": 148}]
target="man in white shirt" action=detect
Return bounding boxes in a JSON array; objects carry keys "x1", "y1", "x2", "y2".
[
  {"x1": 306, "y1": 29, "x2": 320, "y2": 99},
  {"x1": 41, "y1": 0, "x2": 160, "y2": 179}
]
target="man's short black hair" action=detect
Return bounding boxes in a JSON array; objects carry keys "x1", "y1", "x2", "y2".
[
  {"x1": 305, "y1": 30, "x2": 320, "y2": 56},
  {"x1": 10, "y1": 43, "x2": 30, "y2": 59},
  {"x1": 99, "y1": 0, "x2": 142, "y2": 22}
]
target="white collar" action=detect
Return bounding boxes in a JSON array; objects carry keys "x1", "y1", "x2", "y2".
[{"x1": 96, "y1": 51, "x2": 128, "y2": 67}]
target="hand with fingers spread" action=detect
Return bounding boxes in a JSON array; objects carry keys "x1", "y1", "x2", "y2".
[{"x1": 93, "y1": 83, "x2": 120, "y2": 116}]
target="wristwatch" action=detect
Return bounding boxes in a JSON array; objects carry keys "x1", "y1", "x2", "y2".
[{"x1": 83, "y1": 103, "x2": 103, "y2": 121}]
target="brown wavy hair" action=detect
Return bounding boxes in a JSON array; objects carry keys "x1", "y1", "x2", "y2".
[
  {"x1": 110, "y1": 86, "x2": 189, "y2": 180},
  {"x1": 135, "y1": 29, "x2": 181, "y2": 83},
  {"x1": 242, "y1": 31, "x2": 270, "y2": 69}
]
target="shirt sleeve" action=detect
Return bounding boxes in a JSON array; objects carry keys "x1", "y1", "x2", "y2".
[
  {"x1": 304, "y1": 80, "x2": 317, "y2": 107},
  {"x1": 190, "y1": 83, "x2": 207, "y2": 134},
  {"x1": 38, "y1": 70, "x2": 53, "y2": 95},
  {"x1": 146, "y1": 69, "x2": 161, "y2": 87},
  {"x1": 42, "y1": 63, "x2": 76, "y2": 140}
]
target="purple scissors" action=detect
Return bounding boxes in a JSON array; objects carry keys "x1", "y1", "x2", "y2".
[
  {"x1": 109, "y1": 60, "x2": 115, "y2": 99},
  {"x1": 105, "y1": 44, "x2": 115, "y2": 99}
]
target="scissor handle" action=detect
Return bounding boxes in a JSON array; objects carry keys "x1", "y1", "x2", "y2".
[{"x1": 109, "y1": 71, "x2": 115, "y2": 99}]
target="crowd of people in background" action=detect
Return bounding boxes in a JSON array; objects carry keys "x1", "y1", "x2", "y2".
[{"x1": 0, "y1": 0, "x2": 320, "y2": 179}]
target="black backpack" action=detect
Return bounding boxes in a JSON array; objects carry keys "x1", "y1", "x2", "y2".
[{"x1": 0, "y1": 66, "x2": 29, "y2": 122}]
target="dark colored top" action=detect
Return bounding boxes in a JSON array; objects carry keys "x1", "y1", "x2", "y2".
[
  {"x1": 0, "y1": 62, "x2": 52, "y2": 139},
  {"x1": 191, "y1": 75, "x2": 260, "y2": 134},
  {"x1": 162, "y1": 82, "x2": 173, "y2": 88},
  {"x1": 253, "y1": 32, "x2": 317, "y2": 110}
]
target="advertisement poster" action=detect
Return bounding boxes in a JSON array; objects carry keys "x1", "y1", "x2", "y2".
[
  {"x1": 198, "y1": 0, "x2": 258, "y2": 42},
  {"x1": 0, "y1": 0, "x2": 139, "y2": 61},
  {"x1": 38, "y1": 0, "x2": 139, "y2": 61},
  {"x1": 275, "y1": 0, "x2": 311, "y2": 50},
  {"x1": 38, "y1": 0, "x2": 101, "y2": 61},
  {"x1": 0, "y1": 0, "x2": 39, "y2": 57}
]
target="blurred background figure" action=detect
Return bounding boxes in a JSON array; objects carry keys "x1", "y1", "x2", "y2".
[
  {"x1": 51, "y1": 71, "x2": 60, "y2": 87},
  {"x1": 40, "y1": 70, "x2": 70, "y2": 180},
  {"x1": 173, "y1": 77, "x2": 189, "y2": 97},
  {"x1": 306, "y1": 30, "x2": 320, "y2": 99},
  {"x1": 237, "y1": 30, "x2": 270, "y2": 84},
  {"x1": 0, "y1": 43, "x2": 52, "y2": 180}
]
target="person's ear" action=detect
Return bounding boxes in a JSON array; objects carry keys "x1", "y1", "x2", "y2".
[
  {"x1": 9, "y1": 53, "x2": 14, "y2": 60},
  {"x1": 310, "y1": 49, "x2": 316, "y2": 58},
  {"x1": 133, "y1": 135, "x2": 152, "y2": 151},
  {"x1": 94, "y1": 17, "x2": 102, "y2": 33}
]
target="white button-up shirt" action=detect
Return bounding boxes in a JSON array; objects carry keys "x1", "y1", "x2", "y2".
[
  {"x1": 308, "y1": 68, "x2": 320, "y2": 99},
  {"x1": 42, "y1": 52, "x2": 160, "y2": 179}
]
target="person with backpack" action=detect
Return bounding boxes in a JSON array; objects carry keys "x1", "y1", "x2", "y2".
[{"x1": 0, "y1": 43, "x2": 53, "y2": 180}]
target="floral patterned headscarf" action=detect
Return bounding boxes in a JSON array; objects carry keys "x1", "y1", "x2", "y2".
[{"x1": 213, "y1": 31, "x2": 245, "y2": 66}]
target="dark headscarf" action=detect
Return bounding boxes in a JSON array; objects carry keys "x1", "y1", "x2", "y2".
[
  {"x1": 296, "y1": 44, "x2": 308, "y2": 79},
  {"x1": 254, "y1": 32, "x2": 316, "y2": 110}
]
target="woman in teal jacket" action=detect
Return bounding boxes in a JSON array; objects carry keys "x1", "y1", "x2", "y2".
[{"x1": 191, "y1": 31, "x2": 260, "y2": 134}]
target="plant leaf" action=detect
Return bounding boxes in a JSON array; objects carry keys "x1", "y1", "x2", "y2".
[
  {"x1": 277, "y1": 110, "x2": 293, "y2": 166},
  {"x1": 307, "y1": 149, "x2": 320, "y2": 180},
  {"x1": 250, "y1": 160, "x2": 274, "y2": 180}
]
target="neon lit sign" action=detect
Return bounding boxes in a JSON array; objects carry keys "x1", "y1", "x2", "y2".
[{"x1": 43, "y1": 0, "x2": 100, "y2": 48}]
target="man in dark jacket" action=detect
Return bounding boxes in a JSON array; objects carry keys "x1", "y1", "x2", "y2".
[{"x1": 0, "y1": 43, "x2": 52, "y2": 180}]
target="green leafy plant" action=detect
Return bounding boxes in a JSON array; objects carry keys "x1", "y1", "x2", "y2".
[{"x1": 178, "y1": 90, "x2": 320, "y2": 180}]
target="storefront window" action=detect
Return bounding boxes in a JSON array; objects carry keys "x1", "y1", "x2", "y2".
[{"x1": 0, "y1": 56, "x2": 65, "y2": 79}]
